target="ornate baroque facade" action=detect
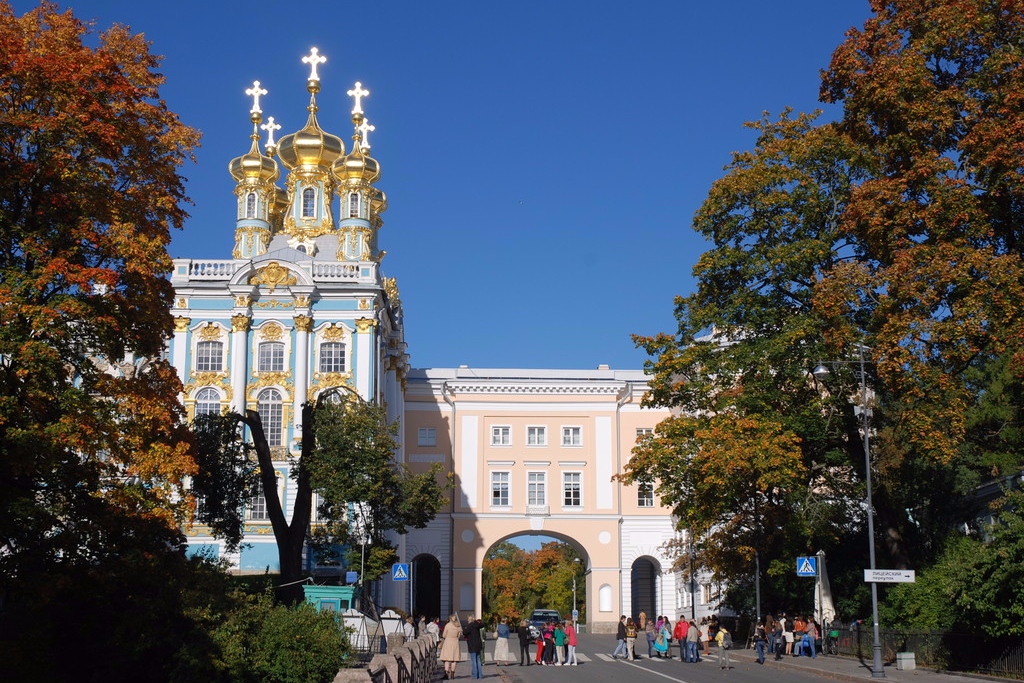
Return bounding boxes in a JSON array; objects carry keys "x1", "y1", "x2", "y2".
[{"x1": 169, "y1": 49, "x2": 713, "y2": 630}]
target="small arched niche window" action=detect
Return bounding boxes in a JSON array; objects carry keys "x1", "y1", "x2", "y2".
[
  {"x1": 348, "y1": 192, "x2": 360, "y2": 218},
  {"x1": 245, "y1": 192, "x2": 257, "y2": 219},
  {"x1": 302, "y1": 187, "x2": 316, "y2": 218}
]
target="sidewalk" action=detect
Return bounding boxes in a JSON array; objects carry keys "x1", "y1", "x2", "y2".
[{"x1": 727, "y1": 645, "x2": 1011, "y2": 683}]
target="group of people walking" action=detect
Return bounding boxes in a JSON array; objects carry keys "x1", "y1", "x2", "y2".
[
  {"x1": 437, "y1": 613, "x2": 579, "y2": 678},
  {"x1": 611, "y1": 612, "x2": 715, "y2": 662}
]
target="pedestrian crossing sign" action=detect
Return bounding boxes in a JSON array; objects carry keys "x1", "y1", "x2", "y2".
[
  {"x1": 392, "y1": 563, "x2": 409, "y2": 581},
  {"x1": 796, "y1": 556, "x2": 817, "y2": 577}
]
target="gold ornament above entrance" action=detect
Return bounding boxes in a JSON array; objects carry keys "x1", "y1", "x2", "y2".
[{"x1": 249, "y1": 262, "x2": 297, "y2": 292}]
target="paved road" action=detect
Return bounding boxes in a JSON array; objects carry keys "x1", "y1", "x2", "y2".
[{"x1": 444, "y1": 632, "x2": 1007, "y2": 683}]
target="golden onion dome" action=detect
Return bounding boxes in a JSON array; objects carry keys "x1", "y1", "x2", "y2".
[
  {"x1": 229, "y1": 118, "x2": 280, "y2": 184},
  {"x1": 276, "y1": 96, "x2": 344, "y2": 171},
  {"x1": 333, "y1": 139, "x2": 380, "y2": 185},
  {"x1": 369, "y1": 187, "x2": 387, "y2": 214}
]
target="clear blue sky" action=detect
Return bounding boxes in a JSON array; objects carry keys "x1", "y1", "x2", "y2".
[{"x1": 24, "y1": 1, "x2": 872, "y2": 370}]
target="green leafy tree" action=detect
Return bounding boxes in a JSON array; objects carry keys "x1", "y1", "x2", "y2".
[
  {"x1": 630, "y1": 1, "x2": 1024, "y2": 621},
  {"x1": 193, "y1": 392, "x2": 449, "y2": 603}
]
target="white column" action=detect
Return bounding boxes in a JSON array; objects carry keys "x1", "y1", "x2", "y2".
[
  {"x1": 354, "y1": 317, "x2": 375, "y2": 401},
  {"x1": 293, "y1": 315, "x2": 312, "y2": 422},
  {"x1": 230, "y1": 314, "x2": 250, "y2": 414},
  {"x1": 172, "y1": 317, "x2": 190, "y2": 386}
]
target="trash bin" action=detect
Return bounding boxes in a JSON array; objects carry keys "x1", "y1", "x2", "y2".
[{"x1": 896, "y1": 652, "x2": 915, "y2": 670}]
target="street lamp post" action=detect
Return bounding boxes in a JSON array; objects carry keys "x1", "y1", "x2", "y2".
[
  {"x1": 572, "y1": 557, "x2": 580, "y2": 630},
  {"x1": 813, "y1": 345, "x2": 885, "y2": 678}
]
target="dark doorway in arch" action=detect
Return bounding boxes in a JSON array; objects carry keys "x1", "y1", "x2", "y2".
[
  {"x1": 413, "y1": 554, "x2": 441, "y2": 620},
  {"x1": 631, "y1": 557, "x2": 660, "y2": 621}
]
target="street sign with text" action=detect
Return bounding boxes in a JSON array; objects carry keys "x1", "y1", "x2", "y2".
[{"x1": 864, "y1": 569, "x2": 915, "y2": 583}]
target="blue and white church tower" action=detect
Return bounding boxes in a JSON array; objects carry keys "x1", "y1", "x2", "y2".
[{"x1": 169, "y1": 48, "x2": 408, "y2": 587}]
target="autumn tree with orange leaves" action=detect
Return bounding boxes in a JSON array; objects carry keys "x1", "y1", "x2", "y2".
[
  {"x1": 0, "y1": 3, "x2": 206, "y2": 677},
  {"x1": 627, "y1": 0, "x2": 1024, "y2": 623}
]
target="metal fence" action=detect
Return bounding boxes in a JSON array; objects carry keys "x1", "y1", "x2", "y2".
[{"x1": 830, "y1": 626, "x2": 1024, "y2": 679}]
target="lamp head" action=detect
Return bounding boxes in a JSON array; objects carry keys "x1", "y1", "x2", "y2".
[{"x1": 812, "y1": 364, "x2": 831, "y2": 382}]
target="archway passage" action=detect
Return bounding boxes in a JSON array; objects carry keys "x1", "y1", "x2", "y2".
[
  {"x1": 482, "y1": 534, "x2": 587, "y2": 627},
  {"x1": 631, "y1": 556, "x2": 660, "y2": 622},
  {"x1": 413, "y1": 554, "x2": 441, "y2": 621}
]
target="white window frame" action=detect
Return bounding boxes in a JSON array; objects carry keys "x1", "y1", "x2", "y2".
[
  {"x1": 561, "y1": 425, "x2": 582, "y2": 447},
  {"x1": 302, "y1": 187, "x2": 316, "y2": 218},
  {"x1": 194, "y1": 387, "x2": 221, "y2": 416},
  {"x1": 318, "y1": 341, "x2": 346, "y2": 373},
  {"x1": 491, "y1": 425, "x2": 511, "y2": 446},
  {"x1": 562, "y1": 471, "x2": 582, "y2": 508},
  {"x1": 527, "y1": 471, "x2": 546, "y2": 506},
  {"x1": 195, "y1": 340, "x2": 224, "y2": 373},
  {"x1": 636, "y1": 427, "x2": 653, "y2": 438},
  {"x1": 637, "y1": 482, "x2": 655, "y2": 508},
  {"x1": 257, "y1": 388, "x2": 284, "y2": 447},
  {"x1": 526, "y1": 425, "x2": 547, "y2": 446},
  {"x1": 490, "y1": 471, "x2": 510, "y2": 507},
  {"x1": 418, "y1": 427, "x2": 437, "y2": 447},
  {"x1": 258, "y1": 342, "x2": 285, "y2": 372}
]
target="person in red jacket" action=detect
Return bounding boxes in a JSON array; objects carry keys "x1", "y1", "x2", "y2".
[{"x1": 673, "y1": 616, "x2": 689, "y2": 660}]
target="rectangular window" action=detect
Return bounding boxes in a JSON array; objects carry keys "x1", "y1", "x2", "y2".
[
  {"x1": 527, "y1": 426, "x2": 547, "y2": 446},
  {"x1": 258, "y1": 342, "x2": 285, "y2": 372},
  {"x1": 561, "y1": 426, "x2": 582, "y2": 447},
  {"x1": 249, "y1": 491, "x2": 269, "y2": 520},
  {"x1": 195, "y1": 341, "x2": 223, "y2": 372},
  {"x1": 638, "y1": 482, "x2": 654, "y2": 508},
  {"x1": 319, "y1": 342, "x2": 346, "y2": 373},
  {"x1": 418, "y1": 427, "x2": 437, "y2": 447},
  {"x1": 491, "y1": 471, "x2": 510, "y2": 507},
  {"x1": 636, "y1": 427, "x2": 653, "y2": 438},
  {"x1": 528, "y1": 472, "x2": 546, "y2": 506},
  {"x1": 491, "y1": 426, "x2": 511, "y2": 446},
  {"x1": 563, "y1": 472, "x2": 582, "y2": 507}
]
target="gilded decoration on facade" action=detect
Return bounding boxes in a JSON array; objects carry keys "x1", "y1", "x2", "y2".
[
  {"x1": 322, "y1": 323, "x2": 347, "y2": 342},
  {"x1": 234, "y1": 294, "x2": 252, "y2": 308},
  {"x1": 253, "y1": 299, "x2": 294, "y2": 309},
  {"x1": 198, "y1": 323, "x2": 224, "y2": 341},
  {"x1": 355, "y1": 317, "x2": 376, "y2": 333},
  {"x1": 248, "y1": 371, "x2": 292, "y2": 389},
  {"x1": 188, "y1": 371, "x2": 230, "y2": 389},
  {"x1": 248, "y1": 261, "x2": 297, "y2": 292},
  {"x1": 174, "y1": 316, "x2": 191, "y2": 333},
  {"x1": 232, "y1": 226, "x2": 270, "y2": 260},
  {"x1": 358, "y1": 298, "x2": 370, "y2": 310},
  {"x1": 259, "y1": 322, "x2": 285, "y2": 341},
  {"x1": 294, "y1": 295, "x2": 312, "y2": 308},
  {"x1": 231, "y1": 314, "x2": 251, "y2": 332},
  {"x1": 383, "y1": 276, "x2": 400, "y2": 303},
  {"x1": 307, "y1": 376, "x2": 354, "y2": 402},
  {"x1": 293, "y1": 315, "x2": 314, "y2": 332},
  {"x1": 175, "y1": 297, "x2": 187, "y2": 309}
]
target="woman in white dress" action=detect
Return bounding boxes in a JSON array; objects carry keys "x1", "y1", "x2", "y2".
[{"x1": 493, "y1": 617, "x2": 511, "y2": 666}]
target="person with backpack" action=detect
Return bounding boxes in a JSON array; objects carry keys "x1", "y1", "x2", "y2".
[
  {"x1": 754, "y1": 617, "x2": 767, "y2": 665},
  {"x1": 625, "y1": 617, "x2": 639, "y2": 661},
  {"x1": 715, "y1": 625, "x2": 733, "y2": 670}
]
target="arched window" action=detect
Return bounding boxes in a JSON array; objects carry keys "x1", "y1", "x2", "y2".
[
  {"x1": 302, "y1": 187, "x2": 316, "y2": 218},
  {"x1": 245, "y1": 192, "x2": 257, "y2": 218},
  {"x1": 319, "y1": 342, "x2": 346, "y2": 373},
  {"x1": 257, "y1": 388, "x2": 283, "y2": 447},
  {"x1": 348, "y1": 192, "x2": 360, "y2": 217},
  {"x1": 194, "y1": 387, "x2": 221, "y2": 416},
  {"x1": 195, "y1": 340, "x2": 224, "y2": 372},
  {"x1": 258, "y1": 342, "x2": 285, "y2": 372}
]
